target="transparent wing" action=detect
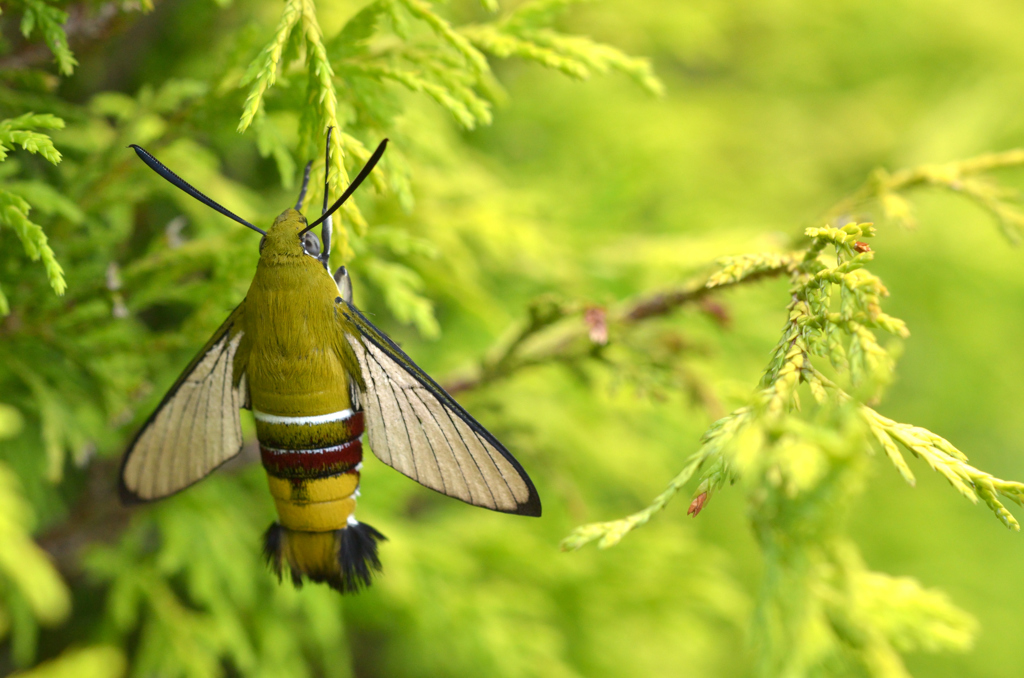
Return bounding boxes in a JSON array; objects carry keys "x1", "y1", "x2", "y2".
[
  {"x1": 120, "y1": 303, "x2": 248, "y2": 502},
  {"x1": 338, "y1": 300, "x2": 541, "y2": 516}
]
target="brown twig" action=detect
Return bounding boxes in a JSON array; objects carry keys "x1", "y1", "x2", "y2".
[
  {"x1": 621, "y1": 266, "x2": 785, "y2": 323},
  {"x1": 442, "y1": 264, "x2": 791, "y2": 395}
]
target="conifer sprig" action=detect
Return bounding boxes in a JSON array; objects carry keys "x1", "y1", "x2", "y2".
[
  {"x1": 237, "y1": 0, "x2": 660, "y2": 267},
  {"x1": 237, "y1": 0, "x2": 303, "y2": 135},
  {"x1": 462, "y1": 0, "x2": 663, "y2": 95},
  {"x1": 563, "y1": 213, "x2": 1024, "y2": 553},
  {"x1": 239, "y1": 0, "x2": 357, "y2": 242},
  {"x1": 555, "y1": 153, "x2": 1024, "y2": 673},
  {"x1": 861, "y1": 406, "x2": 1024, "y2": 529},
  {"x1": 15, "y1": 0, "x2": 78, "y2": 76},
  {"x1": 0, "y1": 113, "x2": 67, "y2": 314},
  {"x1": 558, "y1": 205, "x2": 1010, "y2": 674},
  {"x1": 828, "y1": 148, "x2": 1024, "y2": 242}
]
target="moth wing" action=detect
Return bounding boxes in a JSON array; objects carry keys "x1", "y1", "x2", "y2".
[
  {"x1": 120, "y1": 302, "x2": 249, "y2": 503},
  {"x1": 338, "y1": 300, "x2": 541, "y2": 517}
]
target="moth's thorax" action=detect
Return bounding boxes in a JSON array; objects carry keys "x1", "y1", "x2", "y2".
[{"x1": 243, "y1": 210, "x2": 357, "y2": 418}]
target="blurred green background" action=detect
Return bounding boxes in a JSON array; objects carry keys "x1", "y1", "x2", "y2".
[{"x1": 3, "y1": 0, "x2": 1024, "y2": 676}]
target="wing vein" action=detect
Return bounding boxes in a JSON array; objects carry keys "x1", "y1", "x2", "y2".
[
  {"x1": 362, "y1": 341, "x2": 394, "y2": 466},
  {"x1": 363, "y1": 341, "x2": 471, "y2": 496},
  {"x1": 199, "y1": 336, "x2": 225, "y2": 484},
  {"x1": 402, "y1": 377, "x2": 473, "y2": 503},
  {"x1": 403, "y1": 385, "x2": 447, "y2": 494},
  {"x1": 339, "y1": 300, "x2": 539, "y2": 514},
  {"x1": 472, "y1": 427, "x2": 520, "y2": 501},
  {"x1": 156, "y1": 347, "x2": 210, "y2": 494},
  {"x1": 179, "y1": 334, "x2": 226, "y2": 493},
  {"x1": 366, "y1": 344, "x2": 420, "y2": 481},
  {"x1": 381, "y1": 355, "x2": 421, "y2": 482},
  {"x1": 122, "y1": 312, "x2": 247, "y2": 502},
  {"x1": 365, "y1": 345, "x2": 445, "y2": 489},
  {"x1": 432, "y1": 389, "x2": 501, "y2": 508}
]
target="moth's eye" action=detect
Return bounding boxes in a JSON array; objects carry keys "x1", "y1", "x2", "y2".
[
  {"x1": 259, "y1": 235, "x2": 266, "y2": 253},
  {"x1": 302, "y1": 231, "x2": 321, "y2": 257}
]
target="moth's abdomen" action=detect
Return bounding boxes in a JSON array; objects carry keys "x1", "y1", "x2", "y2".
[
  {"x1": 255, "y1": 408, "x2": 364, "y2": 531},
  {"x1": 255, "y1": 406, "x2": 386, "y2": 593}
]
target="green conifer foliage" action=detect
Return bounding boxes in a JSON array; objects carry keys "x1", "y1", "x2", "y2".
[{"x1": 2, "y1": 1, "x2": 1024, "y2": 677}]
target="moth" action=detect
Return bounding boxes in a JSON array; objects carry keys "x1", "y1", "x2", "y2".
[{"x1": 119, "y1": 134, "x2": 541, "y2": 593}]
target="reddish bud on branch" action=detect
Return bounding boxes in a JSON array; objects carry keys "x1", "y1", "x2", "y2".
[
  {"x1": 687, "y1": 491, "x2": 709, "y2": 516},
  {"x1": 584, "y1": 306, "x2": 608, "y2": 345}
]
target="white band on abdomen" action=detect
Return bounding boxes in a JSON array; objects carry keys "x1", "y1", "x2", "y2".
[
  {"x1": 259, "y1": 441, "x2": 359, "y2": 456},
  {"x1": 253, "y1": 408, "x2": 355, "y2": 426}
]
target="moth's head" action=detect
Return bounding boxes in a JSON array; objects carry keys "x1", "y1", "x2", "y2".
[{"x1": 258, "y1": 208, "x2": 322, "y2": 260}]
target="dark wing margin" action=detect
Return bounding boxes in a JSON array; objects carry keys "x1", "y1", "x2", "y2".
[
  {"x1": 119, "y1": 302, "x2": 249, "y2": 504},
  {"x1": 337, "y1": 299, "x2": 541, "y2": 517}
]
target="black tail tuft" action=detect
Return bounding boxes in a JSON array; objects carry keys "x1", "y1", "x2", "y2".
[
  {"x1": 261, "y1": 521, "x2": 387, "y2": 594},
  {"x1": 337, "y1": 521, "x2": 387, "y2": 593},
  {"x1": 262, "y1": 522, "x2": 284, "y2": 578}
]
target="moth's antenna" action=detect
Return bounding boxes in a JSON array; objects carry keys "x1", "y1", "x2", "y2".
[
  {"x1": 319, "y1": 127, "x2": 333, "y2": 269},
  {"x1": 129, "y1": 145, "x2": 267, "y2": 236},
  {"x1": 300, "y1": 139, "x2": 388, "y2": 236},
  {"x1": 295, "y1": 161, "x2": 313, "y2": 211}
]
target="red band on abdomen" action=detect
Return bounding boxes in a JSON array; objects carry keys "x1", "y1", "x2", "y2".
[
  {"x1": 260, "y1": 439, "x2": 363, "y2": 478},
  {"x1": 347, "y1": 410, "x2": 365, "y2": 437}
]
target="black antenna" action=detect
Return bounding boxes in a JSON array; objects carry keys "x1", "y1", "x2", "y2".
[
  {"x1": 319, "y1": 127, "x2": 333, "y2": 268},
  {"x1": 129, "y1": 145, "x2": 266, "y2": 236},
  {"x1": 295, "y1": 161, "x2": 313, "y2": 211},
  {"x1": 300, "y1": 139, "x2": 388, "y2": 236}
]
